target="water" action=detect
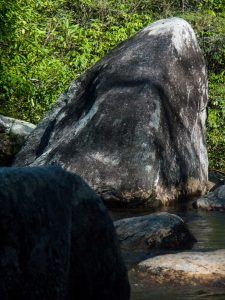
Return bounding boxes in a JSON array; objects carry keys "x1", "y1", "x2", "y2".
[
  {"x1": 109, "y1": 202, "x2": 225, "y2": 300},
  {"x1": 131, "y1": 286, "x2": 225, "y2": 300}
]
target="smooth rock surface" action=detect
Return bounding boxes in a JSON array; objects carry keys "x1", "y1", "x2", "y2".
[
  {"x1": 114, "y1": 212, "x2": 196, "y2": 252},
  {"x1": 193, "y1": 184, "x2": 225, "y2": 211},
  {"x1": 134, "y1": 250, "x2": 225, "y2": 287},
  {"x1": 0, "y1": 166, "x2": 130, "y2": 300},
  {"x1": 0, "y1": 115, "x2": 35, "y2": 166},
  {"x1": 14, "y1": 17, "x2": 208, "y2": 206}
]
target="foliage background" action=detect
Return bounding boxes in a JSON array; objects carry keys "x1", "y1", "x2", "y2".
[{"x1": 0, "y1": 0, "x2": 224, "y2": 172}]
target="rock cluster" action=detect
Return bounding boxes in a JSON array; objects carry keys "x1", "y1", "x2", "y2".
[{"x1": 1, "y1": 16, "x2": 222, "y2": 296}]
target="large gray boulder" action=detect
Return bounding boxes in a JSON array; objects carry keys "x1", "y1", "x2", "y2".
[
  {"x1": 193, "y1": 184, "x2": 225, "y2": 211},
  {"x1": 0, "y1": 166, "x2": 130, "y2": 300},
  {"x1": 14, "y1": 17, "x2": 208, "y2": 207},
  {"x1": 0, "y1": 115, "x2": 35, "y2": 166},
  {"x1": 133, "y1": 250, "x2": 225, "y2": 287}
]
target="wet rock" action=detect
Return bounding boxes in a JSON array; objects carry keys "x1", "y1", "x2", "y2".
[
  {"x1": 207, "y1": 172, "x2": 225, "y2": 191},
  {"x1": 0, "y1": 166, "x2": 130, "y2": 300},
  {"x1": 114, "y1": 212, "x2": 196, "y2": 251},
  {"x1": 14, "y1": 17, "x2": 208, "y2": 207},
  {"x1": 0, "y1": 115, "x2": 35, "y2": 166},
  {"x1": 209, "y1": 180, "x2": 225, "y2": 192},
  {"x1": 208, "y1": 172, "x2": 225, "y2": 185},
  {"x1": 193, "y1": 184, "x2": 225, "y2": 211},
  {"x1": 134, "y1": 250, "x2": 225, "y2": 287}
]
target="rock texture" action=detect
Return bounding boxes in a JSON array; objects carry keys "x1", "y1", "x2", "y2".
[
  {"x1": 0, "y1": 166, "x2": 130, "y2": 300},
  {"x1": 14, "y1": 17, "x2": 208, "y2": 206},
  {"x1": 207, "y1": 172, "x2": 225, "y2": 191},
  {"x1": 193, "y1": 184, "x2": 225, "y2": 211},
  {"x1": 0, "y1": 115, "x2": 35, "y2": 166},
  {"x1": 134, "y1": 250, "x2": 225, "y2": 287},
  {"x1": 114, "y1": 212, "x2": 196, "y2": 251}
]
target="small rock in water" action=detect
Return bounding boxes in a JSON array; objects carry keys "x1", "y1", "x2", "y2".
[
  {"x1": 193, "y1": 184, "x2": 225, "y2": 211},
  {"x1": 114, "y1": 212, "x2": 196, "y2": 251},
  {"x1": 134, "y1": 249, "x2": 225, "y2": 287}
]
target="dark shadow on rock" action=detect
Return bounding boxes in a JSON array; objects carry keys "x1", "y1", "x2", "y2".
[{"x1": 0, "y1": 166, "x2": 130, "y2": 300}]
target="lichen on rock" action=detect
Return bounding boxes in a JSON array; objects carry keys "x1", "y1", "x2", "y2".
[{"x1": 13, "y1": 17, "x2": 208, "y2": 207}]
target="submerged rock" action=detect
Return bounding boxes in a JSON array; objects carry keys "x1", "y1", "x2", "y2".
[
  {"x1": 0, "y1": 115, "x2": 35, "y2": 166},
  {"x1": 134, "y1": 250, "x2": 225, "y2": 287},
  {"x1": 114, "y1": 212, "x2": 196, "y2": 251},
  {"x1": 14, "y1": 17, "x2": 208, "y2": 207},
  {"x1": 193, "y1": 184, "x2": 225, "y2": 211},
  {"x1": 0, "y1": 166, "x2": 130, "y2": 300}
]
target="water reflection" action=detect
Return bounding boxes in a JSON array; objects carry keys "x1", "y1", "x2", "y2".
[
  {"x1": 165, "y1": 206, "x2": 225, "y2": 251},
  {"x1": 131, "y1": 286, "x2": 225, "y2": 300}
]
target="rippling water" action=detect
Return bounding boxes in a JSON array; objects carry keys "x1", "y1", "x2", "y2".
[
  {"x1": 131, "y1": 286, "x2": 225, "y2": 300},
  {"x1": 110, "y1": 202, "x2": 225, "y2": 300}
]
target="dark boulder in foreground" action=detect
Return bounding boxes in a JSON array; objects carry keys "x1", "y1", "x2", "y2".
[
  {"x1": 0, "y1": 167, "x2": 130, "y2": 300},
  {"x1": 193, "y1": 184, "x2": 225, "y2": 211},
  {"x1": 14, "y1": 17, "x2": 208, "y2": 207},
  {"x1": 114, "y1": 212, "x2": 196, "y2": 252},
  {"x1": 0, "y1": 115, "x2": 35, "y2": 166},
  {"x1": 133, "y1": 250, "x2": 225, "y2": 287}
]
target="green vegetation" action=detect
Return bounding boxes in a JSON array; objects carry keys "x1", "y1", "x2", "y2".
[{"x1": 0, "y1": 0, "x2": 224, "y2": 172}]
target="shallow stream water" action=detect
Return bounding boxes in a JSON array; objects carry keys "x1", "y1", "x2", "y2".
[{"x1": 110, "y1": 201, "x2": 225, "y2": 300}]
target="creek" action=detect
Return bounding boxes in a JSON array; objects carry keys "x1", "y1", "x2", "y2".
[{"x1": 110, "y1": 200, "x2": 225, "y2": 300}]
